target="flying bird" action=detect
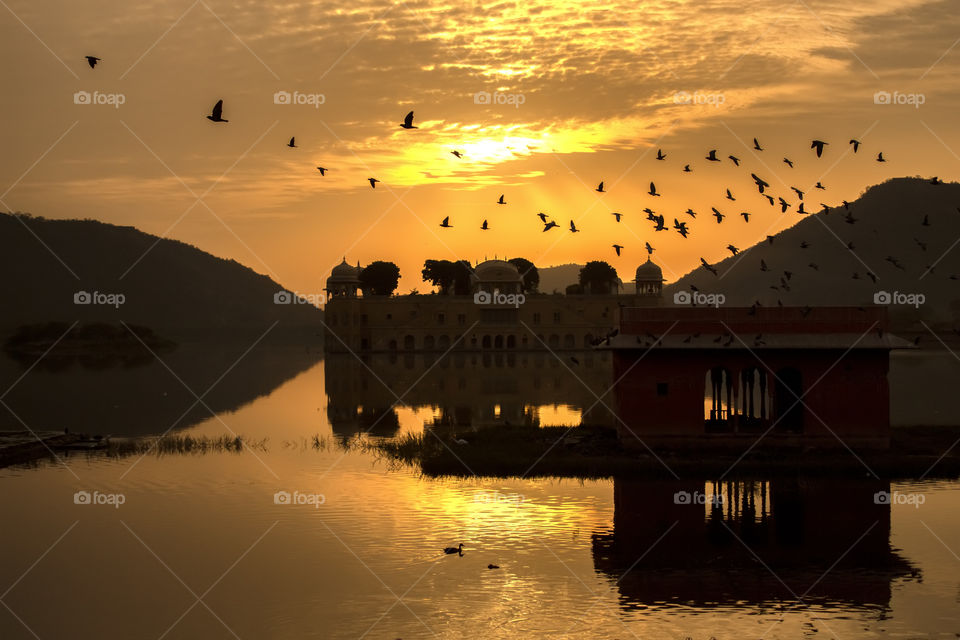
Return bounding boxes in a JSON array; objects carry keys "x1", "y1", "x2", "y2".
[
  {"x1": 400, "y1": 111, "x2": 417, "y2": 129},
  {"x1": 368, "y1": 178, "x2": 379, "y2": 188},
  {"x1": 783, "y1": 157, "x2": 794, "y2": 168},
  {"x1": 648, "y1": 182, "x2": 660, "y2": 196},
  {"x1": 596, "y1": 181, "x2": 605, "y2": 193},
  {"x1": 316, "y1": 167, "x2": 326, "y2": 176},
  {"x1": 815, "y1": 181, "x2": 825, "y2": 190},
  {"x1": 206, "y1": 99, "x2": 228, "y2": 122},
  {"x1": 497, "y1": 194, "x2": 506, "y2": 205},
  {"x1": 727, "y1": 244, "x2": 740, "y2": 256},
  {"x1": 451, "y1": 150, "x2": 463, "y2": 158},
  {"x1": 656, "y1": 149, "x2": 666, "y2": 160},
  {"x1": 706, "y1": 149, "x2": 720, "y2": 162},
  {"x1": 712, "y1": 207, "x2": 725, "y2": 223},
  {"x1": 751, "y1": 173, "x2": 769, "y2": 193},
  {"x1": 763, "y1": 194, "x2": 775, "y2": 206},
  {"x1": 728, "y1": 155, "x2": 740, "y2": 166},
  {"x1": 674, "y1": 219, "x2": 689, "y2": 237},
  {"x1": 811, "y1": 139, "x2": 828, "y2": 157},
  {"x1": 645, "y1": 242, "x2": 654, "y2": 255},
  {"x1": 439, "y1": 216, "x2": 452, "y2": 228},
  {"x1": 611, "y1": 212, "x2": 623, "y2": 222},
  {"x1": 725, "y1": 188, "x2": 736, "y2": 201},
  {"x1": 753, "y1": 138, "x2": 763, "y2": 151},
  {"x1": 685, "y1": 208, "x2": 696, "y2": 218},
  {"x1": 543, "y1": 221, "x2": 559, "y2": 231},
  {"x1": 797, "y1": 203, "x2": 806, "y2": 214},
  {"x1": 700, "y1": 258, "x2": 718, "y2": 275},
  {"x1": 569, "y1": 220, "x2": 579, "y2": 232},
  {"x1": 849, "y1": 139, "x2": 861, "y2": 153},
  {"x1": 683, "y1": 164, "x2": 692, "y2": 172},
  {"x1": 740, "y1": 211, "x2": 751, "y2": 222},
  {"x1": 778, "y1": 197, "x2": 790, "y2": 213},
  {"x1": 480, "y1": 219, "x2": 489, "y2": 230},
  {"x1": 287, "y1": 137, "x2": 297, "y2": 148},
  {"x1": 85, "y1": 56, "x2": 101, "y2": 69},
  {"x1": 876, "y1": 152, "x2": 886, "y2": 162},
  {"x1": 791, "y1": 187, "x2": 804, "y2": 200},
  {"x1": 612, "y1": 244, "x2": 623, "y2": 256},
  {"x1": 537, "y1": 212, "x2": 548, "y2": 223}
]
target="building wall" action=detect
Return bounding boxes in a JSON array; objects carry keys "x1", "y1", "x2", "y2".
[{"x1": 324, "y1": 293, "x2": 661, "y2": 352}]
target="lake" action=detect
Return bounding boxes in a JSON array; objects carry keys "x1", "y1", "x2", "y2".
[{"x1": 1, "y1": 348, "x2": 959, "y2": 639}]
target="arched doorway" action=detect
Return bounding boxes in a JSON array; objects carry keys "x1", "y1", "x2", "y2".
[{"x1": 705, "y1": 367, "x2": 734, "y2": 432}]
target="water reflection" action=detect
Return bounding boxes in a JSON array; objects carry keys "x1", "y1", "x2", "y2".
[
  {"x1": 324, "y1": 351, "x2": 616, "y2": 438},
  {"x1": 593, "y1": 478, "x2": 917, "y2": 609}
]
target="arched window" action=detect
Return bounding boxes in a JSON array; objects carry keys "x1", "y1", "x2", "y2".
[
  {"x1": 506, "y1": 335, "x2": 516, "y2": 348},
  {"x1": 403, "y1": 335, "x2": 415, "y2": 350},
  {"x1": 548, "y1": 334, "x2": 560, "y2": 349},
  {"x1": 388, "y1": 339, "x2": 398, "y2": 351},
  {"x1": 739, "y1": 367, "x2": 770, "y2": 426},
  {"x1": 494, "y1": 335, "x2": 504, "y2": 349},
  {"x1": 564, "y1": 334, "x2": 575, "y2": 349},
  {"x1": 423, "y1": 335, "x2": 435, "y2": 350},
  {"x1": 438, "y1": 335, "x2": 450, "y2": 350},
  {"x1": 481, "y1": 335, "x2": 492, "y2": 349},
  {"x1": 705, "y1": 367, "x2": 734, "y2": 431}
]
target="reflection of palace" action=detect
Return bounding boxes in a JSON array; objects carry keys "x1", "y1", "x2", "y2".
[
  {"x1": 607, "y1": 306, "x2": 911, "y2": 448},
  {"x1": 323, "y1": 258, "x2": 665, "y2": 353},
  {"x1": 592, "y1": 477, "x2": 915, "y2": 607},
  {"x1": 324, "y1": 351, "x2": 616, "y2": 437}
]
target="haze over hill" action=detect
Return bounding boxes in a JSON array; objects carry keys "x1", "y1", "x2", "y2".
[
  {"x1": 0, "y1": 214, "x2": 323, "y2": 342},
  {"x1": 664, "y1": 178, "x2": 960, "y2": 330}
]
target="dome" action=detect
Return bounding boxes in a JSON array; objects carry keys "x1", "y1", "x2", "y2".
[
  {"x1": 470, "y1": 259, "x2": 523, "y2": 284},
  {"x1": 328, "y1": 258, "x2": 361, "y2": 283},
  {"x1": 635, "y1": 258, "x2": 663, "y2": 283}
]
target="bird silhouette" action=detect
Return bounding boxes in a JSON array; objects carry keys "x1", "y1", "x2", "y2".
[
  {"x1": 783, "y1": 157, "x2": 794, "y2": 168},
  {"x1": 778, "y1": 197, "x2": 790, "y2": 213},
  {"x1": 287, "y1": 137, "x2": 297, "y2": 148},
  {"x1": 656, "y1": 149, "x2": 666, "y2": 160},
  {"x1": 725, "y1": 188, "x2": 735, "y2": 201},
  {"x1": 791, "y1": 186, "x2": 804, "y2": 200},
  {"x1": 645, "y1": 242, "x2": 654, "y2": 255},
  {"x1": 368, "y1": 178, "x2": 379, "y2": 188},
  {"x1": 537, "y1": 212, "x2": 548, "y2": 223},
  {"x1": 683, "y1": 164, "x2": 692, "y2": 172},
  {"x1": 451, "y1": 150, "x2": 463, "y2": 158},
  {"x1": 611, "y1": 212, "x2": 623, "y2": 222},
  {"x1": 728, "y1": 155, "x2": 740, "y2": 166},
  {"x1": 930, "y1": 176, "x2": 941, "y2": 185},
  {"x1": 206, "y1": 99, "x2": 228, "y2": 122},
  {"x1": 751, "y1": 173, "x2": 769, "y2": 193},
  {"x1": 674, "y1": 219, "x2": 690, "y2": 237},
  {"x1": 877, "y1": 152, "x2": 886, "y2": 162},
  {"x1": 596, "y1": 181, "x2": 605, "y2": 192},
  {"x1": 922, "y1": 214, "x2": 930, "y2": 226},
  {"x1": 766, "y1": 235, "x2": 775, "y2": 244},
  {"x1": 612, "y1": 244, "x2": 623, "y2": 256},
  {"x1": 440, "y1": 216, "x2": 452, "y2": 228},
  {"x1": 815, "y1": 181, "x2": 825, "y2": 190},
  {"x1": 700, "y1": 258, "x2": 718, "y2": 275},
  {"x1": 497, "y1": 194, "x2": 506, "y2": 205},
  {"x1": 400, "y1": 111, "x2": 417, "y2": 129},
  {"x1": 685, "y1": 208, "x2": 696, "y2": 218},
  {"x1": 797, "y1": 203, "x2": 806, "y2": 214},
  {"x1": 727, "y1": 244, "x2": 739, "y2": 256},
  {"x1": 811, "y1": 139, "x2": 828, "y2": 157},
  {"x1": 444, "y1": 544, "x2": 463, "y2": 555},
  {"x1": 569, "y1": 220, "x2": 579, "y2": 232},
  {"x1": 487, "y1": 564, "x2": 500, "y2": 569},
  {"x1": 753, "y1": 138, "x2": 763, "y2": 151},
  {"x1": 648, "y1": 182, "x2": 660, "y2": 196},
  {"x1": 706, "y1": 149, "x2": 720, "y2": 162},
  {"x1": 849, "y1": 139, "x2": 861, "y2": 153},
  {"x1": 85, "y1": 56, "x2": 101, "y2": 69},
  {"x1": 316, "y1": 167, "x2": 326, "y2": 176},
  {"x1": 763, "y1": 194, "x2": 775, "y2": 206},
  {"x1": 543, "y1": 221, "x2": 559, "y2": 231},
  {"x1": 740, "y1": 211, "x2": 751, "y2": 222},
  {"x1": 760, "y1": 259, "x2": 769, "y2": 271},
  {"x1": 480, "y1": 219, "x2": 489, "y2": 230},
  {"x1": 800, "y1": 241, "x2": 810, "y2": 249},
  {"x1": 712, "y1": 207, "x2": 725, "y2": 223}
]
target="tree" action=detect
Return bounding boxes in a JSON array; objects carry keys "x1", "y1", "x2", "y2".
[
  {"x1": 565, "y1": 283, "x2": 583, "y2": 295},
  {"x1": 579, "y1": 261, "x2": 619, "y2": 294},
  {"x1": 508, "y1": 257, "x2": 539, "y2": 292},
  {"x1": 422, "y1": 259, "x2": 456, "y2": 294},
  {"x1": 359, "y1": 261, "x2": 400, "y2": 296},
  {"x1": 451, "y1": 260, "x2": 474, "y2": 295}
]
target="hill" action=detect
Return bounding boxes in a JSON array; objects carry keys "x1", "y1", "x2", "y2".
[
  {"x1": 0, "y1": 213, "x2": 323, "y2": 343},
  {"x1": 665, "y1": 178, "x2": 960, "y2": 331}
]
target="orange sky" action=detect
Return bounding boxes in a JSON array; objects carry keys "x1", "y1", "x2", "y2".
[{"x1": 2, "y1": 0, "x2": 959, "y2": 295}]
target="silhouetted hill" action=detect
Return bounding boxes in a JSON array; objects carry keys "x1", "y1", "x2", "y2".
[
  {"x1": 0, "y1": 214, "x2": 323, "y2": 343},
  {"x1": 538, "y1": 263, "x2": 582, "y2": 293},
  {"x1": 666, "y1": 178, "x2": 960, "y2": 332}
]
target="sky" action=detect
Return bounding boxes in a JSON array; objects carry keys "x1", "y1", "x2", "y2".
[{"x1": 2, "y1": 0, "x2": 960, "y2": 296}]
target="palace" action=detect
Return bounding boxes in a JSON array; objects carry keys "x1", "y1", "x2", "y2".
[{"x1": 323, "y1": 258, "x2": 665, "y2": 353}]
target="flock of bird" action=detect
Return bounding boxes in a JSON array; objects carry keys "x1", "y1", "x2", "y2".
[{"x1": 85, "y1": 55, "x2": 950, "y2": 292}]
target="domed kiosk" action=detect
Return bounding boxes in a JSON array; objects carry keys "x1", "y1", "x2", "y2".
[
  {"x1": 325, "y1": 258, "x2": 362, "y2": 298},
  {"x1": 635, "y1": 258, "x2": 664, "y2": 297},
  {"x1": 470, "y1": 259, "x2": 523, "y2": 295}
]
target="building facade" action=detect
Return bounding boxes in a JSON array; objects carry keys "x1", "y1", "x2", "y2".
[{"x1": 324, "y1": 258, "x2": 664, "y2": 353}]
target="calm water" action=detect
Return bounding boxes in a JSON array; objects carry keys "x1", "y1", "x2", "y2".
[{"x1": 2, "y1": 348, "x2": 960, "y2": 639}]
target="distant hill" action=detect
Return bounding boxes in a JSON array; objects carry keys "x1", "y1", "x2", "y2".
[
  {"x1": 0, "y1": 214, "x2": 323, "y2": 343},
  {"x1": 537, "y1": 263, "x2": 634, "y2": 294},
  {"x1": 665, "y1": 177, "x2": 960, "y2": 331}
]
